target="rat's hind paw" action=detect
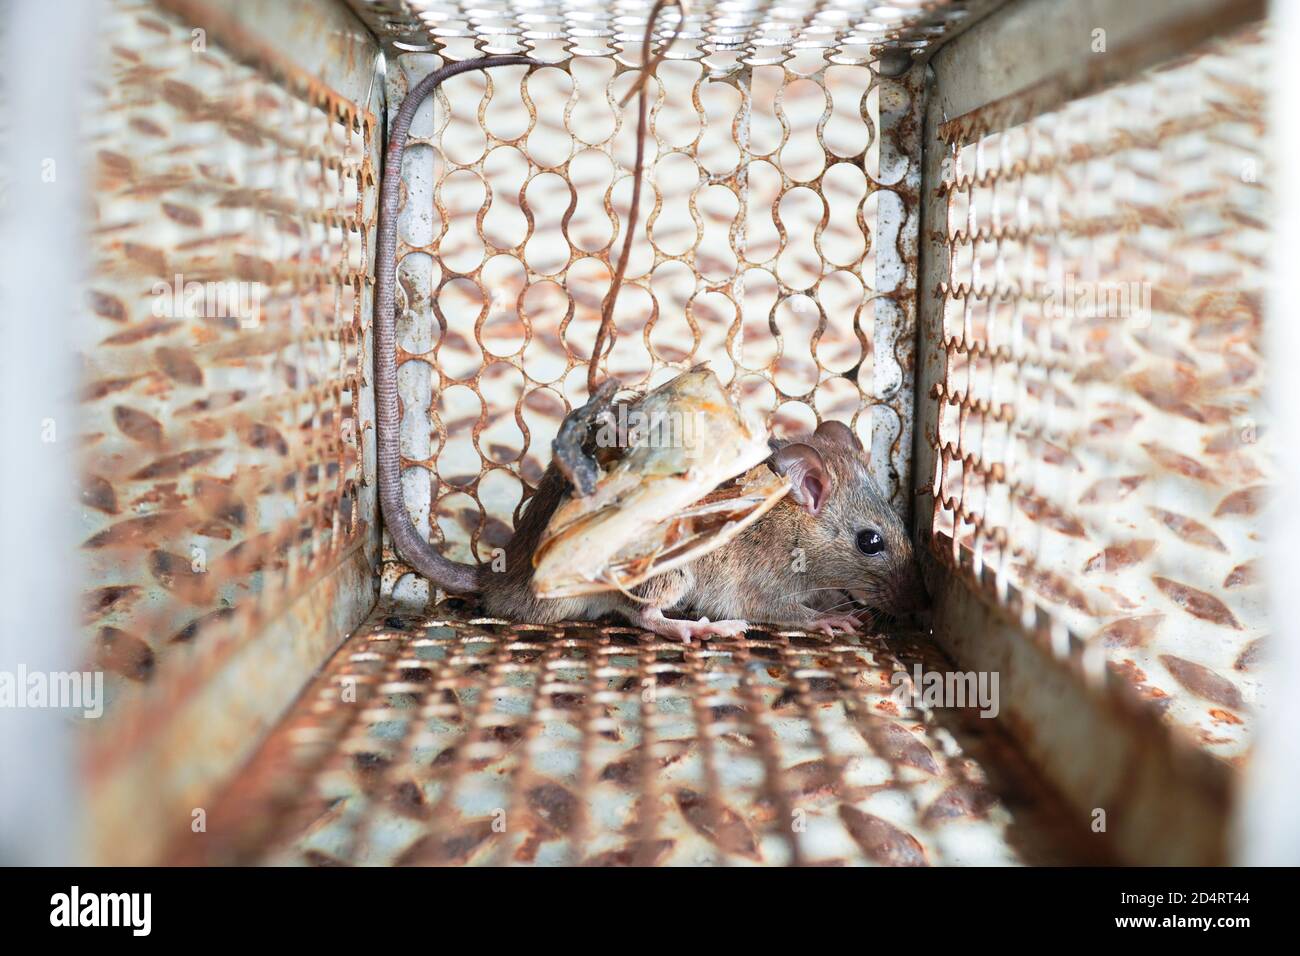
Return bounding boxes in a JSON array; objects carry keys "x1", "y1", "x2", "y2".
[
  {"x1": 808, "y1": 613, "x2": 862, "y2": 637},
  {"x1": 636, "y1": 609, "x2": 749, "y2": 643},
  {"x1": 690, "y1": 617, "x2": 750, "y2": 639}
]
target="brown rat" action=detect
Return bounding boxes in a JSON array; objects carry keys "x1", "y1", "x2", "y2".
[
  {"x1": 480, "y1": 418, "x2": 927, "y2": 642},
  {"x1": 373, "y1": 59, "x2": 927, "y2": 641}
]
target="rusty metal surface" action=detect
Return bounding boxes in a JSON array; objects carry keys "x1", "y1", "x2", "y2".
[
  {"x1": 379, "y1": 21, "x2": 928, "y2": 605},
  {"x1": 180, "y1": 603, "x2": 1089, "y2": 865},
  {"x1": 77, "y1": 0, "x2": 383, "y2": 863},
  {"x1": 345, "y1": 0, "x2": 1003, "y2": 61},
  {"x1": 51, "y1": 0, "x2": 1276, "y2": 867},
  {"x1": 922, "y1": 539, "x2": 1234, "y2": 864},
  {"x1": 918, "y1": 16, "x2": 1271, "y2": 767},
  {"x1": 872, "y1": 61, "x2": 925, "y2": 518}
]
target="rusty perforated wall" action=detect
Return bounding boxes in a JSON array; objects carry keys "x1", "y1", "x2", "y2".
[
  {"x1": 345, "y1": 0, "x2": 994, "y2": 62},
  {"x1": 925, "y1": 22, "x2": 1270, "y2": 762},
  {"x1": 380, "y1": 33, "x2": 927, "y2": 605},
  {"x1": 79, "y1": 0, "x2": 382, "y2": 862}
]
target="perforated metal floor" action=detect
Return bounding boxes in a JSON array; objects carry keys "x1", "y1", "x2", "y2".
[{"x1": 179, "y1": 604, "x2": 1094, "y2": 865}]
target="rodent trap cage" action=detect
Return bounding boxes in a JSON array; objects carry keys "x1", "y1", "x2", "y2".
[{"x1": 0, "y1": 0, "x2": 1294, "y2": 867}]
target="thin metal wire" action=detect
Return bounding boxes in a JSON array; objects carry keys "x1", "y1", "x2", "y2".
[{"x1": 589, "y1": 0, "x2": 684, "y2": 394}]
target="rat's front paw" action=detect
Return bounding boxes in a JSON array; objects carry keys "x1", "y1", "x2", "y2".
[{"x1": 808, "y1": 613, "x2": 862, "y2": 637}]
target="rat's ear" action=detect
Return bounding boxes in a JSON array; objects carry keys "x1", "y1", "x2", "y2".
[
  {"x1": 814, "y1": 419, "x2": 862, "y2": 452},
  {"x1": 770, "y1": 442, "x2": 830, "y2": 515}
]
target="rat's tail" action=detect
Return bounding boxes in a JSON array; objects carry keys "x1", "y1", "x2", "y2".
[{"x1": 375, "y1": 55, "x2": 537, "y2": 593}]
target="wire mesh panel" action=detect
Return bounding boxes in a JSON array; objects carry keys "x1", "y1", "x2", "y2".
[
  {"x1": 925, "y1": 22, "x2": 1270, "y2": 761},
  {"x1": 78, "y1": 0, "x2": 383, "y2": 862},
  {"x1": 345, "y1": 0, "x2": 994, "y2": 61},
  {"x1": 184, "y1": 605, "x2": 1083, "y2": 865},
  {"x1": 374, "y1": 2, "x2": 958, "y2": 604}
]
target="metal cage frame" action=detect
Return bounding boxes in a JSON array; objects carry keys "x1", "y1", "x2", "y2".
[{"x1": 0, "y1": 0, "x2": 1285, "y2": 866}]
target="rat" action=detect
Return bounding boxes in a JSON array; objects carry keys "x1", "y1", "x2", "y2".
[
  {"x1": 484, "y1": 419, "x2": 928, "y2": 642},
  {"x1": 374, "y1": 57, "x2": 928, "y2": 642}
]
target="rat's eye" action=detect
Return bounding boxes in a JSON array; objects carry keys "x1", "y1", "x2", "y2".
[{"x1": 856, "y1": 529, "x2": 885, "y2": 556}]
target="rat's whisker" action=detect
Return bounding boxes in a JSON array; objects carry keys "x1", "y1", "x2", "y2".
[
  {"x1": 820, "y1": 597, "x2": 861, "y2": 613},
  {"x1": 782, "y1": 586, "x2": 854, "y2": 599}
]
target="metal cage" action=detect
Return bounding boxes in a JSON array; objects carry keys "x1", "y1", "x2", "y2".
[{"x1": 0, "y1": 0, "x2": 1290, "y2": 866}]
